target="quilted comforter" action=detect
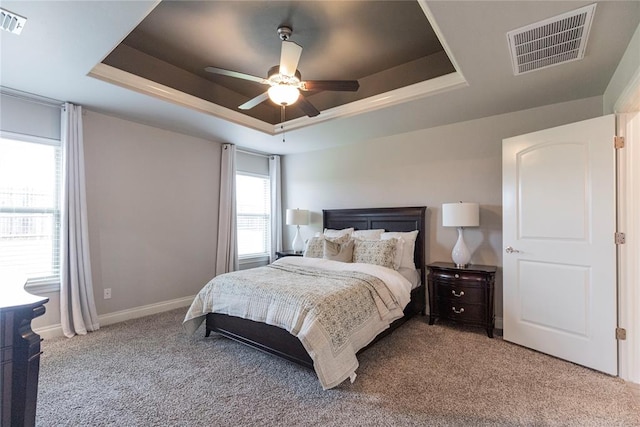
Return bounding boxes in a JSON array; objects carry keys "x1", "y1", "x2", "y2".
[{"x1": 183, "y1": 257, "x2": 412, "y2": 389}]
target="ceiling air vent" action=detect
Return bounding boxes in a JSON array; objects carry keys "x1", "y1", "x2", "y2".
[
  {"x1": 507, "y1": 3, "x2": 596, "y2": 75},
  {"x1": 0, "y1": 8, "x2": 26, "y2": 35}
]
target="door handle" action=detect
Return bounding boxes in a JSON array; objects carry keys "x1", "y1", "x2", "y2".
[{"x1": 505, "y1": 246, "x2": 521, "y2": 254}]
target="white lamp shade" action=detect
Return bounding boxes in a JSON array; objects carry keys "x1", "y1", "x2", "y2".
[
  {"x1": 286, "y1": 209, "x2": 309, "y2": 226},
  {"x1": 268, "y1": 85, "x2": 300, "y2": 106},
  {"x1": 442, "y1": 203, "x2": 479, "y2": 227}
]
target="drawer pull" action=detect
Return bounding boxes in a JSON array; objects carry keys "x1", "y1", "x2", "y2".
[
  {"x1": 451, "y1": 290, "x2": 465, "y2": 297},
  {"x1": 454, "y1": 274, "x2": 459, "y2": 278},
  {"x1": 452, "y1": 307, "x2": 465, "y2": 314}
]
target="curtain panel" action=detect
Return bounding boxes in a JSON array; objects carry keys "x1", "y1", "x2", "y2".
[
  {"x1": 269, "y1": 155, "x2": 283, "y2": 263},
  {"x1": 60, "y1": 102, "x2": 100, "y2": 337},
  {"x1": 216, "y1": 143, "x2": 238, "y2": 274}
]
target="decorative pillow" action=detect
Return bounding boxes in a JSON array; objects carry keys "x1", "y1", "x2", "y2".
[
  {"x1": 304, "y1": 234, "x2": 351, "y2": 258},
  {"x1": 353, "y1": 239, "x2": 396, "y2": 269},
  {"x1": 304, "y1": 236, "x2": 325, "y2": 258},
  {"x1": 352, "y1": 229, "x2": 385, "y2": 240},
  {"x1": 381, "y1": 230, "x2": 419, "y2": 270},
  {"x1": 386, "y1": 236, "x2": 404, "y2": 270},
  {"x1": 323, "y1": 239, "x2": 354, "y2": 263},
  {"x1": 323, "y1": 228, "x2": 354, "y2": 239}
]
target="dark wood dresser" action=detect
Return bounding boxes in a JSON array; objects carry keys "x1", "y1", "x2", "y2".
[
  {"x1": 427, "y1": 262, "x2": 496, "y2": 337},
  {"x1": 1, "y1": 278, "x2": 49, "y2": 427}
]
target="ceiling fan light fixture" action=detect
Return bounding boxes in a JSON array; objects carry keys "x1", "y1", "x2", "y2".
[
  {"x1": 268, "y1": 84, "x2": 300, "y2": 106},
  {"x1": 205, "y1": 24, "x2": 357, "y2": 118}
]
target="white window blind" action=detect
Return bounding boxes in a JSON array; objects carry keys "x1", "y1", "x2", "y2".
[
  {"x1": 236, "y1": 173, "x2": 270, "y2": 258},
  {"x1": 0, "y1": 135, "x2": 62, "y2": 284}
]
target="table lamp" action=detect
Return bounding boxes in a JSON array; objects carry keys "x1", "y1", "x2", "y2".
[
  {"x1": 442, "y1": 202, "x2": 479, "y2": 267},
  {"x1": 286, "y1": 208, "x2": 309, "y2": 253}
]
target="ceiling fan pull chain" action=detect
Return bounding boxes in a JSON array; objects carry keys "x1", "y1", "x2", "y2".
[{"x1": 281, "y1": 106, "x2": 286, "y2": 143}]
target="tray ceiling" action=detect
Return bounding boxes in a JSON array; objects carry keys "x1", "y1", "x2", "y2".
[{"x1": 96, "y1": 0, "x2": 459, "y2": 131}]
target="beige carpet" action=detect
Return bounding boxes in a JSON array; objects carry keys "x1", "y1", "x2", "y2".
[{"x1": 36, "y1": 308, "x2": 639, "y2": 426}]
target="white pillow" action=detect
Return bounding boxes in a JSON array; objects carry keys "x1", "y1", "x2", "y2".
[
  {"x1": 323, "y1": 228, "x2": 354, "y2": 239},
  {"x1": 381, "y1": 230, "x2": 419, "y2": 270},
  {"x1": 352, "y1": 229, "x2": 385, "y2": 240}
]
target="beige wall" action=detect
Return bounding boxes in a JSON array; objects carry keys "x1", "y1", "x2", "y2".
[
  {"x1": 31, "y1": 95, "x2": 603, "y2": 331},
  {"x1": 281, "y1": 96, "x2": 603, "y2": 321},
  {"x1": 33, "y1": 110, "x2": 222, "y2": 330}
]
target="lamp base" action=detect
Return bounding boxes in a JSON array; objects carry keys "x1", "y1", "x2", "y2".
[
  {"x1": 291, "y1": 226, "x2": 304, "y2": 253},
  {"x1": 451, "y1": 227, "x2": 471, "y2": 268}
]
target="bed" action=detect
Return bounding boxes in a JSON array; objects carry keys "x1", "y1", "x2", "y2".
[{"x1": 184, "y1": 206, "x2": 427, "y2": 389}]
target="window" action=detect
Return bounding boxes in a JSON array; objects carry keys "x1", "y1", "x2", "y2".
[
  {"x1": 236, "y1": 173, "x2": 270, "y2": 258},
  {"x1": 0, "y1": 135, "x2": 62, "y2": 286}
]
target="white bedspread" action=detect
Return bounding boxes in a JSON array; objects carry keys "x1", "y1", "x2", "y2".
[{"x1": 183, "y1": 257, "x2": 412, "y2": 389}]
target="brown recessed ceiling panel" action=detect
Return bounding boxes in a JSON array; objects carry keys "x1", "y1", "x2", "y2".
[{"x1": 101, "y1": 1, "x2": 456, "y2": 126}]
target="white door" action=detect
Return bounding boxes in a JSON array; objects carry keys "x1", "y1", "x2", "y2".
[{"x1": 502, "y1": 115, "x2": 617, "y2": 375}]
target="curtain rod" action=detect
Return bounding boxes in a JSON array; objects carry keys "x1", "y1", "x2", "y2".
[{"x1": 0, "y1": 87, "x2": 65, "y2": 109}]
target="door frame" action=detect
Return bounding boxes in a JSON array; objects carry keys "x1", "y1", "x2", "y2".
[
  {"x1": 617, "y1": 112, "x2": 640, "y2": 385},
  {"x1": 613, "y1": 54, "x2": 640, "y2": 384}
]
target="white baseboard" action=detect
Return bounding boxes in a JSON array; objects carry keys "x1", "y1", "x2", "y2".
[
  {"x1": 35, "y1": 295, "x2": 195, "y2": 340},
  {"x1": 35, "y1": 324, "x2": 65, "y2": 340}
]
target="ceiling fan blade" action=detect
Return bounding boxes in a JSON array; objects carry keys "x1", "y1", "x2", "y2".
[
  {"x1": 300, "y1": 80, "x2": 360, "y2": 92},
  {"x1": 279, "y1": 41, "x2": 303, "y2": 77},
  {"x1": 239, "y1": 92, "x2": 270, "y2": 110},
  {"x1": 205, "y1": 67, "x2": 269, "y2": 85},
  {"x1": 297, "y1": 95, "x2": 320, "y2": 117}
]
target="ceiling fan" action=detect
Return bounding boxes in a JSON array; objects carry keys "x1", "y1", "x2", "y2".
[{"x1": 205, "y1": 26, "x2": 360, "y2": 118}]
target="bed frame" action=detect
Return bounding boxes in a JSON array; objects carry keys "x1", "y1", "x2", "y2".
[{"x1": 205, "y1": 206, "x2": 427, "y2": 369}]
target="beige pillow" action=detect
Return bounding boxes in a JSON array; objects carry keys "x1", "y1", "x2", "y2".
[
  {"x1": 323, "y1": 228, "x2": 354, "y2": 239},
  {"x1": 304, "y1": 234, "x2": 350, "y2": 258},
  {"x1": 353, "y1": 239, "x2": 396, "y2": 269},
  {"x1": 323, "y1": 239, "x2": 354, "y2": 262}
]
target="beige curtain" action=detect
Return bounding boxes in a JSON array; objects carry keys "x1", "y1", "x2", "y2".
[{"x1": 216, "y1": 143, "x2": 238, "y2": 274}]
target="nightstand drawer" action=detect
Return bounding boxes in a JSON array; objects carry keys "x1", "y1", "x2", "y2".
[
  {"x1": 436, "y1": 283, "x2": 484, "y2": 303},
  {"x1": 437, "y1": 301, "x2": 485, "y2": 323},
  {"x1": 429, "y1": 270, "x2": 490, "y2": 284}
]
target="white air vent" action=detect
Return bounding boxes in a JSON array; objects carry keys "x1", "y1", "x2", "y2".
[
  {"x1": 0, "y1": 8, "x2": 26, "y2": 35},
  {"x1": 507, "y1": 4, "x2": 596, "y2": 75}
]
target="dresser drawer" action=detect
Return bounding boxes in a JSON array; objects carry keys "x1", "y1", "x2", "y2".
[
  {"x1": 435, "y1": 282, "x2": 485, "y2": 304},
  {"x1": 437, "y1": 301, "x2": 485, "y2": 323}
]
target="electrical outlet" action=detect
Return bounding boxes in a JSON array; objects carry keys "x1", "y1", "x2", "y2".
[{"x1": 104, "y1": 288, "x2": 112, "y2": 299}]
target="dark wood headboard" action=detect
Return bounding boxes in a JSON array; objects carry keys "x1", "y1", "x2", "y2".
[{"x1": 322, "y1": 207, "x2": 427, "y2": 279}]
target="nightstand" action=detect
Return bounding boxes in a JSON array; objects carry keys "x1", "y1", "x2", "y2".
[
  {"x1": 275, "y1": 250, "x2": 304, "y2": 260},
  {"x1": 427, "y1": 262, "x2": 496, "y2": 337}
]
